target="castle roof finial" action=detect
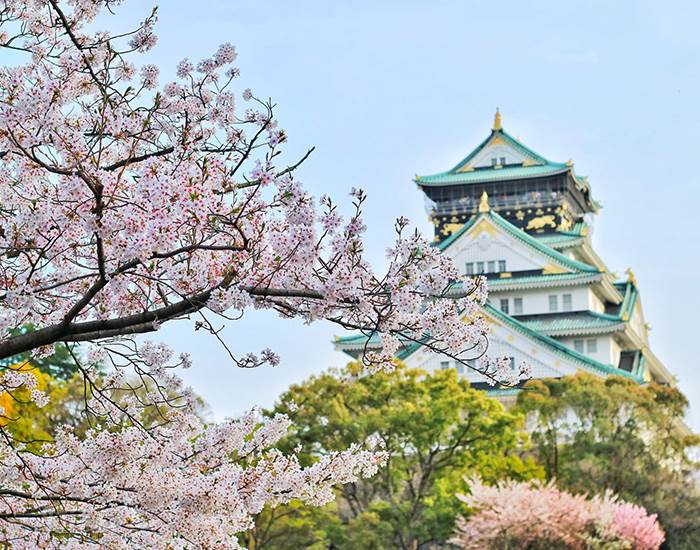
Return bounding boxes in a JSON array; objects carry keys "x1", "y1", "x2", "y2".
[
  {"x1": 478, "y1": 191, "x2": 490, "y2": 213},
  {"x1": 625, "y1": 267, "x2": 637, "y2": 286},
  {"x1": 493, "y1": 107, "x2": 502, "y2": 131}
]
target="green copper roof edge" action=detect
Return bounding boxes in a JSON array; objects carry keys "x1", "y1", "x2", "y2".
[
  {"x1": 336, "y1": 306, "x2": 622, "y2": 346},
  {"x1": 482, "y1": 303, "x2": 643, "y2": 383},
  {"x1": 337, "y1": 306, "x2": 641, "y2": 384},
  {"x1": 416, "y1": 165, "x2": 570, "y2": 187},
  {"x1": 488, "y1": 212, "x2": 599, "y2": 273},
  {"x1": 518, "y1": 310, "x2": 623, "y2": 326},
  {"x1": 615, "y1": 281, "x2": 639, "y2": 320},
  {"x1": 448, "y1": 130, "x2": 496, "y2": 172},
  {"x1": 333, "y1": 332, "x2": 424, "y2": 358},
  {"x1": 588, "y1": 310, "x2": 624, "y2": 322},
  {"x1": 485, "y1": 273, "x2": 601, "y2": 290},
  {"x1": 548, "y1": 238, "x2": 586, "y2": 250},
  {"x1": 523, "y1": 322, "x2": 626, "y2": 338}
]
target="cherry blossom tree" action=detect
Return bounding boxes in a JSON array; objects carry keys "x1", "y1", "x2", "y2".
[
  {"x1": 0, "y1": 0, "x2": 527, "y2": 546},
  {"x1": 451, "y1": 478, "x2": 665, "y2": 550}
]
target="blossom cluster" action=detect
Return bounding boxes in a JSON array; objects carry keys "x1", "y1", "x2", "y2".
[
  {"x1": 0, "y1": 363, "x2": 49, "y2": 415},
  {"x1": 0, "y1": 403, "x2": 385, "y2": 548},
  {"x1": 451, "y1": 478, "x2": 665, "y2": 550},
  {"x1": 0, "y1": 0, "x2": 515, "y2": 546},
  {"x1": 0, "y1": 0, "x2": 495, "y2": 381}
]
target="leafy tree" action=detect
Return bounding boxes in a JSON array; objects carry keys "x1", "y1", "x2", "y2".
[
  {"x1": 515, "y1": 374, "x2": 700, "y2": 549},
  {"x1": 248, "y1": 362, "x2": 542, "y2": 549}
]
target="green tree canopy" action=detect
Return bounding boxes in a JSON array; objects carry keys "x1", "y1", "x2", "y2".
[
  {"x1": 245, "y1": 362, "x2": 541, "y2": 550},
  {"x1": 515, "y1": 373, "x2": 700, "y2": 549}
]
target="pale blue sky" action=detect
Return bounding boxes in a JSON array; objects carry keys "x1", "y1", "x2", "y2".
[{"x1": 106, "y1": 1, "x2": 699, "y2": 425}]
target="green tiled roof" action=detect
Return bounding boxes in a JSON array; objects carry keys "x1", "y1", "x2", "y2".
[
  {"x1": 615, "y1": 280, "x2": 639, "y2": 320},
  {"x1": 415, "y1": 128, "x2": 589, "y2": 189},
  {"x1": 487, "y1": 272, "x2": 602, "y2": 290},
  {"x1": 416, "y1": 164, "x2": 570, "y2": 186},
  {"x1": 335, "y1": 332, "x2": 415, "y2": 356},
  {"x1": 517, "y1": 311, "x2": 624, "y2": 337},
  {"x1": 535, "y1": 222, "x2": 588, "y2": 248},
  {"x1": 484, "y1": 303, "x2": 642, "y2": 382},
  {"x1": 435, "y1": 208, "x2": 600, "y2": 274},
  {"x1": 443, "y1": 273, "x2": 602, "y2": 297},
  {"x1": 451, "y1": 129, "x2": 550, "y2": 171},
  {"x1": 334, "y1": 303, "x2": 642, "y2": 383}
]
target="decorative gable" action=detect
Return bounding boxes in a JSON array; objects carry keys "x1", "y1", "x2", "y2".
[
  {"x1": 445, "y1": 215, "x2": 575, "y2": 275},
  {"x1": 460, "y1": 134, "x2": 537, "y2": 170}
]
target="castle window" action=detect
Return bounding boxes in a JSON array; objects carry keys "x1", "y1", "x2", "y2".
[
  {"x1": 563, "y1": 293, "x2": 573, "y2": 311},
  {"x1": 574, "y1": 339, "x2": 584, "y2": 353},
  {"x1": 500, "y1": 156, "x2": 506, "y2": 165},
  {"x1": 500, "y1": 299, "x2": 509, "y2": 314},
  {"x1": 514, "y1": 297, "x2": 523, "y2": 314},
  {"x1": 509, "y1": 356, "x2": 516, "y2": 370},
  {"x1": 456, "y1": 362, "x2": 465, "y2": 374},
  {"x1": 476, "y1": 261, "x2": 485, "y2": 274},
  {"x1": 586, "y1": 339, "x2": 597, "y2": 353},
  {"x1": 548, "y1": 295, "x2": 558, "y2": 312},
  {"x1": 488, "y1": 260, "x2": 496, "y2": 273},
  {"x1": 498, "y1": 260, "x2": 507, "y2": 272},
  {"x1": 466, "y1": 262, "x2": 474, "y2": 275},
  {"x1": 440, "y1": 361, "x2": 450, "y2": 370},
  {"x1": 491, "y1": 158, "x2": 498, "y2": 166}
]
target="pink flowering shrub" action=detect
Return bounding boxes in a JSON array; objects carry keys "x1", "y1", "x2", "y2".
[
  {"x1": 451, "y1": 478, "x2": 664, "y2": 550},
  {"x1": 611, "y1": 502, "x2": 666, "y2": 550}
]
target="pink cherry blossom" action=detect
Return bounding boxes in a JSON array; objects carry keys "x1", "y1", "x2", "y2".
[{"x1": 0, "y1": 0, "x2": 520, "y2": 545}]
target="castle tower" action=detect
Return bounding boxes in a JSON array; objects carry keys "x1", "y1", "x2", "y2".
[
  {"x1": 417, "y1": 109, "x2": 597, "y2": 242},
  {"x1": 336, "y1": 112, "x2": 674, "y2": 392}
]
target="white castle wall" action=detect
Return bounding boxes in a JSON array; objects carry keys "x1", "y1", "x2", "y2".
[
  {"x1": 556, "y1": 334, "x2": 621, "y2": 366},
  {"x1": 489, "y1": 286, "x2": 603, "y2": 316}
]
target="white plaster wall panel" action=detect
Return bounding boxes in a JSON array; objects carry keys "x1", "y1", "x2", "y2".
[
  {"x1": 557, "y1": 334, "x2": 616, "y2": 365},
  {"x1": 489, "y1": 286, "x2": 594, "y2": 316},
  {"x1": 610, "y1": 338, "x2": 622, "y2": 368},
  {"x1": 629, "y1": 301, "x2": 648, "y2": 343},
  {"x1": 587, "y1": 290, "x2": 606, "y2": 313}
]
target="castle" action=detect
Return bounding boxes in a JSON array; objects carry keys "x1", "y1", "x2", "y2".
[{"x1": 336, "y1": 111, "x2": 673, "y2": 394}]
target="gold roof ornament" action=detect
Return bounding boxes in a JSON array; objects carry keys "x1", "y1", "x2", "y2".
[
  {"x1": 625, "y1": 267, "x2": 637, "y2": 286},
  {"x1": 566, "y1": 159, "x2": 573, "y2": 167},
  {"x1": 478, "y1": 191, "x2": 490, "y2": 213},
  {"x1": 493, "y1": 108, "x2": 502, "y2": 131}
]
